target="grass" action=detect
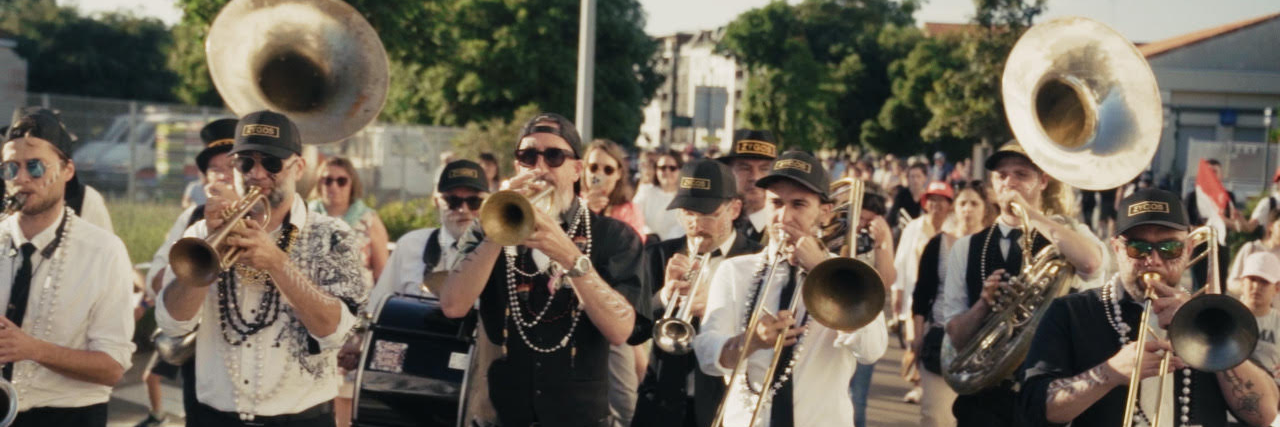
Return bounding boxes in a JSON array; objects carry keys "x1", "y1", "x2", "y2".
[{"x1": 107, "y1": 199, "x2": 185, "y2": 265}]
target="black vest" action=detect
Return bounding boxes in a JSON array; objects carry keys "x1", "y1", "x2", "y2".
[{"x1": 963, "y1": 225, "x2": 1051, "y2": 307}]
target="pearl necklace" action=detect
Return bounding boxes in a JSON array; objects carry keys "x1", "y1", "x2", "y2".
[
  {"x1": 12, "y1": 208, "x2": 73, "y2": 387},
  {"x1": 1101, "y1": 275, "x2": 1193, "y2": 426},
  {"x1": 738, "y1": 251, "x2": 813, "y2": 397},
  {"x1": 502, "y1": 200, "x2": 590, "y2": 355}
]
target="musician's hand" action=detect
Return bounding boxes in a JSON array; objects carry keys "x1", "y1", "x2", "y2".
[
  {"x1": 225, "y1": 218, "x2": 288, "y2": 272},
  {"x1": 997, "y1": 190, "x2": 1042, "y2": 224},
  {"x1": 782, "y1": 227, "x2": 827, "y2": 271},
  {"x1": 203, "y1": 182, "x2": 235, "y2": 230},
  {"x1": 749, "y1": 310, "x2": 806, "y2": 353},
  {"x1": 506, "y1": 171, "x2": 550, "y2": 199},
  {"x1": 979, "y1": 269, "x2": 1008, "y2": 310},
  {"x1": 660, "y1": 253, "x2": 692, "y2": 306},
  {"x1": 1145, "y1": 276, "x2": 1190, "y2": 329},
  {"x1": 523, "y1": 205, "x2": 582, "y2": 268},
  {"x1": 1104, "y1": 339, "x2": 1186, "y2": 384},
  {"x1": 866, "y1": 216, "x2": 893, "y2": 252},
  {"x1": 337, "y1": 336, "x2": 362, "y2": 371},
  {"x1": 0, "y1": 317, "x2": 45, "y2": 364}
]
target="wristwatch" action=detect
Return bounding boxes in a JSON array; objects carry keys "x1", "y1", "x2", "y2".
[{"x1": 566, "y1": 254, "x2": 593, "y2": 278}]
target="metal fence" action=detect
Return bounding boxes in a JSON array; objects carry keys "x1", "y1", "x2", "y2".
[{"x1": 17, "y1": 92, "x2": 461, "y2": 204}]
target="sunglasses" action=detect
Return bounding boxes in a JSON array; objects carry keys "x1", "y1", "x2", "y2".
[
  {"x1": 589, "y1": 163, "x2": 616, "y2": 176},
  {"x1": 515, "y1": 148, "x2": 574, "y2": 168},
  {"x1": 442, "y1": 195, "x2": 483, "y2": 211},
  {"x1": 321, "y1": 176, "x2": 350, "y2": 187},
  {"x1": 658, "y1": 165, "x2": 679, "y2": 172},
  {"x1": 233, "y1": 155, "x2": 289, "y2": 174},
  {"x1": 1122, "y1": 238, "x2": 1185, "y2": 261},
  {"x1": 1, "y1": 159, "x2": 47, "y2": 181}
]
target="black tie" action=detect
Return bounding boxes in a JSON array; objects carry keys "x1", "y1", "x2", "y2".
[
  {"x1": 1004, "y1": 228, "x2": 1024, "y2": 265},
  {"x1": 770, "y1": 265, "x2": 799, "y2": 427},
  {"x1": 4, "y1": 243, "x2": 36, "y2": 380}
]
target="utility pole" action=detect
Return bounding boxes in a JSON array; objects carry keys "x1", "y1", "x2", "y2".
[{"x1": 574, "y1": 0, "x2": 597, "y2": 142}]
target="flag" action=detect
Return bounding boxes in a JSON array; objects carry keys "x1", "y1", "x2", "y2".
[{"x1": 1194, "y1": 159, "x2": 1229, "y2": 245}]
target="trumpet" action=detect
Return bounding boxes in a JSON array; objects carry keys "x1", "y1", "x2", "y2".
[
  {"x1": 654, "y1": 236, "x2": 713, "y2": 355},
  {"x1": 168, "y1": 186, "x2": 272, "y2": 286},
  {"x1": 478, "y1": 182, "x2": 555, "y2": 246}
]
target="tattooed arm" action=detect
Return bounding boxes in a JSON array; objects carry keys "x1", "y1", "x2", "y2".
[
  {"x1": 1216, "y1": 360, "x2": 1279, "y2": 426},
  {"x1": 1044, "y1": 364, "x2": 1119, "y2": 423},
  {"x1": 567, "y1": 271, "x2": 636, "y2": 345},
  {"x1": 437, "y1": 233, "x2": 502, "y2": 319},
  {"x1": 270, "y1": 262, "x2": 346, "y2": 338}
]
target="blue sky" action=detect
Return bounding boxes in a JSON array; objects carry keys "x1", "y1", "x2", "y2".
[{"x1": 65, "y1": 0, "x2": 1280, "y2": 43}]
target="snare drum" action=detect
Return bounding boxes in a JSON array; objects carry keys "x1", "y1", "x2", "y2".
[{"x1": 353, "y1": 294, "x2": 477, "y2": 427}]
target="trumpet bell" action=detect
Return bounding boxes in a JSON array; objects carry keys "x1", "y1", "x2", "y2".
[
  {"x1": 1003, "y1": 17, "x2": 1162, "y2": 191},
  {"x1": 168, "y1": 238, "x2": 222, "y2": 287},
  {"x1": 206, "y1": 0, "x2": 389, "y2": 145},
  {"x1": 479, "y1": 190, "x2": 540, "y2": 247},
  {"x1": 802, "y1": 258, "x2": 885, "y2": 332},
  {"x1": 653, "y1": 318, "x2": 695, "y2": 355},
  {"x1": 1169, "y1": 294, "x2": 1259, "y2": 372}
]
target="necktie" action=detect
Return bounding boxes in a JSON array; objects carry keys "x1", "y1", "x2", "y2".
[
  {"x1": 4, "y1": 243, "x2": 36, "y2": 380},
  {"x1": 1004, "y1": 228, "x2": 1024, "y2": 266},
  {"x1": 770, "y1": 265, "x2": 799, "y2": 427}
]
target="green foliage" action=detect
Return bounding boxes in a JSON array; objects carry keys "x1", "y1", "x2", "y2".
[
  {"x1": 862, "y1": 30, "x2": 973, "y2": 157},
  {"x1": 377, "y1": 197, "x2": 438, "y2": 242},
  {"x1": 450, "y1": 104, "x2": 542, "y2": 180},
  {"x1": 1, "y1": 0, "x2": 179, "y2": 101},
  {"x1": 718, "y1": 0, "x2": 918, "y2": 151},
  {"x1": 106, "y1": 199, "x2": 185, "y2": 264}
]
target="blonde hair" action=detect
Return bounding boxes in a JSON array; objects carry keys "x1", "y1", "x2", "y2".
[{"x1": 1040, "y1": 175, "x2": 1076, "y2": 219}]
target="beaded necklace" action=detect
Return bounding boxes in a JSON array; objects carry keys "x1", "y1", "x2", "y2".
[
  {"x1": 8, "y1": 207, "x2": 73, "y2": 388},
  {"x1": 501, "y1": 200, "x2": 590, "y2": 356},
  {"x1": 737, "y1": 251, "x2": 813, "y2": 398},
  {"x1": 1101, "y1": 274, "x2": 1193, "y2": 426},
  {"x1": 978, "y1": 224, "x2": 1039, "y2": 283}
]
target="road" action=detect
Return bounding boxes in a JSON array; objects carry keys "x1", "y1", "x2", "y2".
[{"x1": 107, "y1": 345, "x2": 924, "y2": 426}]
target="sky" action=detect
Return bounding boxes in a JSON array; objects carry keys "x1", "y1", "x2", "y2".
[{"x1": 65, "y1": 0, "x2": 1280, "y2": 44}]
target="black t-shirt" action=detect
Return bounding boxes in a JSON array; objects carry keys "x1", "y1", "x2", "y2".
[
  {"x1": 476, "y1": 200, "x2": 650, "y2": 427},
  {"x1": 1020, "y1": 287, "x2": 1230, "y2": 427},
  {"x1": 889, "y1": 185, "x2": 921, "y2": 229}
]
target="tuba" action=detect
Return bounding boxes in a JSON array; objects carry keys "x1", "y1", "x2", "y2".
[
  {"x1": 205, "y1": 0, "x2": 389, "y2": 145},
  {"x1": 943, "y1": 16, "x2": 1163, "y2": 394}
]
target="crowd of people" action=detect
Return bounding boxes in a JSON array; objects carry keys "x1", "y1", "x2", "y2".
[{"x1": 2, "y1": 103, "x2": 1280, "y2": 427}]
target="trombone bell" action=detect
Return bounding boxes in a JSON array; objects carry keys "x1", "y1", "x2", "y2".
[
  {"x1": 802, "y1": 257, "x2": 885, "y2": 332},
  {"x1": 1168, "y1": 294, "x2": 1259, "y2": 372}
]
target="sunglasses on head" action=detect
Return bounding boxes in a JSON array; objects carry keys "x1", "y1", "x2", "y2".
[
  {"x1": 442, "y1": 195, "x2": 483, "y2": 211},
  {"x1": 1122, "y1": 238, "x2": 1185, "y2": 260},
  {"x1": 515, "y1": 148, "x2": 574, "y2": 168},
  {"x1": 1, "y1": 159, "x2": 47, "y2": 181},
  {"x1": 234, "y1": 154, "x2": 288, "y2": 174},
  {"x1": 321, "y1": 176, "x2": 350, "y2": 187},
  {"x1": 589, "y1": 163, "x2": 616, "y2": 176}
]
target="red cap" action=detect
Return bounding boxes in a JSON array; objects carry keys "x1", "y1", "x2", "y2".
[
  {"x1": 920, "y1": 181, "x2": 955, "y2": 206},
  {"x1": 1272, "y1": 167, "x2": 1280, "y2": 183}
]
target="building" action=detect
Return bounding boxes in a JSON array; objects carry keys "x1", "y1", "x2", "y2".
[
  {"x1": 1142, "y1": 12, "x2": 1280, "y2": 195},
  {"x1": 637, "y1": 29, "x2": 745, "y2": 152},
  {"x1": 0, "y1": 30, "x2": 27, "y2": 117}
]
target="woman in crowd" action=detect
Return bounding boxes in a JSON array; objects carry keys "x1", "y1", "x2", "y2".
[
  {"x1": 909, "y1": 180, "x2": 996, "y2": 427},
  {"x1": 309, "y1": 156, "x2": 389, "y2": 282},
  {"x1": 582, "y1": 139, "x2": 645, "y2": 235},
  {"x1": 1230, "y1": 208, "x2": 1280, "y2": 295},
  {"x1": 891, "y1": 181, "x2": 955, "y2": 403},
  {"x1": 632, "y1": 148, "x2": 685, "y2": 240},
  {"x1": 478, "y1": 151, "x2": 502, "y2": 191}
]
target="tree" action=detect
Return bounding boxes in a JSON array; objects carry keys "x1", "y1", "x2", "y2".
[
  {"x1": 862, "y1": 29, "x2": 974, "y2": 157},
  {"x1": 1, "y1": 0, "x2": 179, "y2": 101},
  {"x1": 170, "y1": 0, "x2": 661, "y2": 146},
  {"x1": 922, "y1": 0, "x2": 1046, "y2": 148},
  {"x1": 718, "y1": 0, "x2": 918, "y2": 151}
]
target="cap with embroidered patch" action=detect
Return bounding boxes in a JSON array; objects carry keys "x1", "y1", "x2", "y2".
[
  {"x1": 755, "y1": 151, "x2": 830, "y2": 201},
  {"x1": 717, "y1": 129, "x2": 778, "y2": 164},
  {"x1": 437, "y1": 159, "x2": 489, "y2": 193},
  {"x1": 668, "y1": 159, "x2": 738, "y2": 214},
  {"x1": 920, "y1": 181, "x2": 955, "y2": 206},
  {"x1": 230, "y1": 110, "x2": 302, "y2": 160},
  {"x1": 1115, "y1": 188, "x2": 1189, "y2": 236}
]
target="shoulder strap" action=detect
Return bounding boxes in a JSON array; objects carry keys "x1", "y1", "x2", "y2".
[
  {"x1": 187, "y1": 205, "x2": 206, "y2": 228},
  {"x1": 422, "y1": 229, "x2": 442, "y2": 273}
]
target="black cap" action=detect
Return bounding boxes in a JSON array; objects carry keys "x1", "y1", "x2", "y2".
[
  {"x1": 195, "y1": 118, "x2": 237, "y2": 174},
  {"x1": 755, "y1": 151, "x2": 830, "y2": 201},
  {"x1": 717, "y1": 129, "x2": 778, "y2": 164},
  {"x1": 229, "y1": 110, "x2": 302, "y2": 160},
  {"x1": 437, "y1": 159, "x2": 489, "y2": 193},
  {"x1": 983, "y1": 140, "x2": 1037, "y2": 171},
  {"x1": 1115, "y1": 188, "x2": 1190, "y2": 236},
  {"x1": 518, "y1": 113, "x2": 583, "y2": 158},
  {"x1": 5, "y1": 107, "x2": 76, "y2": 157},
  {"x1": 667, "y1": 159, "x2": 738, "y2": 214}
]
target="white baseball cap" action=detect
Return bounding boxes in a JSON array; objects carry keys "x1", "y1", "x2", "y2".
[{"x1": 1240, "y1": 251, "x2": 1280, "y2": 284}]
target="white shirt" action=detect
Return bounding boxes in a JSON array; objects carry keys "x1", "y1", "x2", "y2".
[
  {"x1": 156, "y1": 196, "x2": 368, "y2": 417},
  {"x1": 891, "y1": 216, "x2": 941, "y2": 319},
  {"x1": 0, "y1": 209, "x2": 135, "y2": 410},
  {"x1": 938, "y1": 219, "x2": 1107, "y2": 324},
  {"x1": 79, "y1": 185, "x2": 113, "y2": 233},
  {"x1": 694, "y1": 252, "x2": 889, "y2": 427},
  {"x1": 145, "y1": 205, "x2": 198, "y2": 300},
  {"x1": 369, "y1": 227, "x2": 459, "y2": 309},
  {"x1": 633, "y1": 185, "x2": 685, "y2": 240},
  {"x1": 748, "y1": 206, "x2": 771, "y2": 236}
]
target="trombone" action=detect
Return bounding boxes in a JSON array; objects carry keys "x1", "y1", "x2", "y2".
[
  {"x1": 711, "y1": 179, "x2": 886, "y2": 427},
  {"x1": 1121, "y1": 226, "x2": 1258, "y2": 427},
  {"x1": 168, "y1": 186, "x2": 271, "y2": 286},
  {"x1": 654, "y1": 236, "x2": 713, "y2": 355}
]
